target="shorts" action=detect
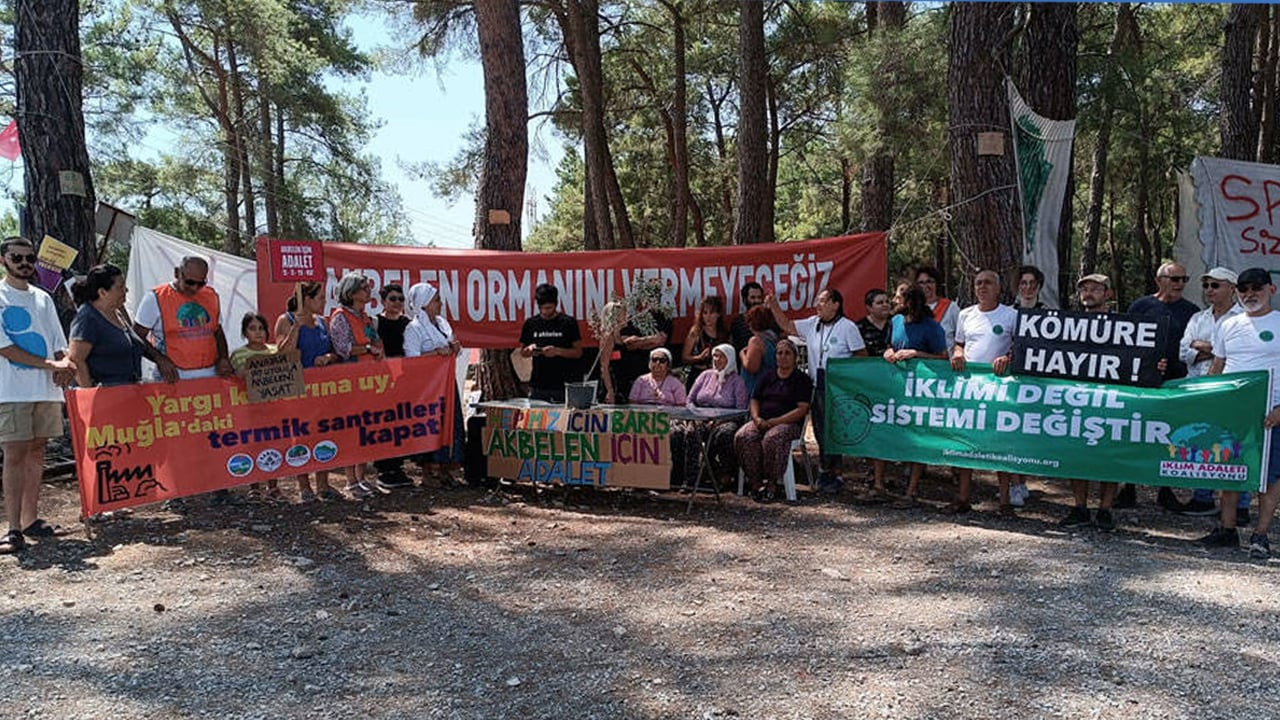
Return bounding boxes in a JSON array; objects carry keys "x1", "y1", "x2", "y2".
[
  {"x1": 0, "y1": 402, "x2": 64, "y2": 443},
  {"x1": 1269, "y1": 427, "x2": 1280, "y2": 482}
]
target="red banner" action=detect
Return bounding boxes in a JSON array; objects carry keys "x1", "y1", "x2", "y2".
[
  {"x1": 254, "y1": 234, "x2": 887, "y2": 348},
  {"x1": 66, "y1": 356, "x2": 455, "y2": 517}
]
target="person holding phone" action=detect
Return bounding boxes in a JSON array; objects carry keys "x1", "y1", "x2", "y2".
[{"x1": 519, "y1": 283, "x2": 583, "y2": 402}]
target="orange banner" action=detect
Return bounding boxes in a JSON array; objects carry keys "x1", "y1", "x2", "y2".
[
  {"x1": 254, "y1": 233, "x2": 887, "y2": 348},
  {"x1": 65, "y1": 356, "x2": 456, "y2": 517}
]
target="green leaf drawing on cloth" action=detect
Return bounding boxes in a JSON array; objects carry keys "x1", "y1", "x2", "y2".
[{"x1": 1014, "y1": 114, "x2": 1053, "y2": 250}]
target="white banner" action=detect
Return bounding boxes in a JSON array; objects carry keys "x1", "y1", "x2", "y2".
[
  {"x1": 1009, "y1": 78, "x2": 1076, "y2": 309},
  {"x1": 1188, "y1": 156, "x2": 1280, "y2": 284}
]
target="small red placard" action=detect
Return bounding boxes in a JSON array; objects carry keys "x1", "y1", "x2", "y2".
[{"x1": 268, "y1": 238, "x2": 325, "y2": 283}]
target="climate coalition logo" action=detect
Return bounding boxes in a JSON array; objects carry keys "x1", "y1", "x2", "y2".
[
  {"x1": 1158, "y1": 423, "x2": 1249, "y2": 482},
  {"x1": 827, "y1": 392, "x2": 874, "y2": 447},
  {"x1": 176, "y1": 302, "x2": 211, "y2": 328}
]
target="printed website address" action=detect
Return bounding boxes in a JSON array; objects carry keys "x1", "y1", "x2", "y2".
[{"x1": 941, "y1": 449, "x2": 1062, "y2": 469}]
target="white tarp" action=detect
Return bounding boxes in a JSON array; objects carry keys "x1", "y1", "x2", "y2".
[
  {"x1": 1188, "y1": 156, "x2": 1280, "y2": 281},
  {"x1": 1009, "y1": 78, "x2": 1076, "y2": 309},
  {"x1": 125, "y1": 226, "x2": 257, "y2": 351}
]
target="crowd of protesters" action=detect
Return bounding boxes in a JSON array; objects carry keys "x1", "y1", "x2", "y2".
[{"x1": 3, "y1": 232, "x2": 1280, "y2": 561}]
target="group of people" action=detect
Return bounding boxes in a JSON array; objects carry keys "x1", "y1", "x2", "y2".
[{"x1": 4, "y1": 230, "x2": 1280, "y2": 560}]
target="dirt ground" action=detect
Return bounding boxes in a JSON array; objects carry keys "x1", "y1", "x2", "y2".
[{"x1": 2, "y1": 464, "x2": 1278, "y2": 720}]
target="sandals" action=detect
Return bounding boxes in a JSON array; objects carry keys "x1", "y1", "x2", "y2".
[
  {"x1": 0, "y1": 530, "x2": 24, "y2": 554},
  {"x1": 22, "y1": 519, "x2": 69, "y2": 538},
  {"x1": 264, "y1": 488, "x2": 288, "y2": 505},
  {"x1": 941, "y1": 500, "x2": 972, "y2": 515},
  {"x1": 345, "y1": 482, "x2": 374, "y2": 499},
  {"x1": 298, "y1": 490, "x2": 318, "y2": 504}
]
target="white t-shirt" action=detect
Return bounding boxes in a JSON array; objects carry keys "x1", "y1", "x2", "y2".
[
  {"x1": 929, "y1": 299, "x2": 961, "y2": 349},
  {"x1": 794, "y1": 315, "x2": 865, "y2": 380},
  {"x1": 955, "y1": 303, "x2": 1017, "y2": 363},
  {"x1": 1180, "y1": 304, "x2": 1243, "y2": 377},
  {"x1": 0, "y1": 280, "x2": 68, "y2": 403},
  {"x1": 134, "y1": 285, "x2": 221, "y2": 379},
  {"x1": 1212, "y1": 310, "x2": 1280, "y2": 408}
]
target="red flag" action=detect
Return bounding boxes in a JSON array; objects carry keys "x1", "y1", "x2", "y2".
[{"x1": 0, "y1": 119, "x2": 20, "y2": 161}]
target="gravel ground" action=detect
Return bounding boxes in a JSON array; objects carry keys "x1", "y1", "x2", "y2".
[{"x1": 1, "y1": 466, "x2": 1278, "y2": 720}]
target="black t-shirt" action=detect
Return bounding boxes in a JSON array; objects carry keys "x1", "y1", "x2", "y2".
[
  {"x1": 753, "y1": 368, "x2": 814, "y2": 420},
  {"x1": 615, "y1": 312, "x2": 675, "y2": 397},
  {"x1": 520, "y1": 312, "x2": 582, "y2": 390},
  {"x1": 1126, "y1": 295, "x2": 1200, "y2": 380},
  {"x1": 856, "y1": 316, "x2": 890, "y2": 358},
  {"x1": 376, "y1": 314, "x2": 411, "y2": 358}
]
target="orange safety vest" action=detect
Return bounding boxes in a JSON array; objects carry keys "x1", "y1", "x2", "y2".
[
  {"x1": 154, "y1": 283, "x2": 220, "y2": 370},
  {"x1": 931, "y1": 297, "x2": 952, "y2": 324},
  {"x1": 331, "y1": 306, "x2": 381, "y2": 362}
]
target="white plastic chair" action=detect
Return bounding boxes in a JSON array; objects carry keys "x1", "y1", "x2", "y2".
[{"x1": 738, "y1": 415, "x2": 816, "y2": 503}]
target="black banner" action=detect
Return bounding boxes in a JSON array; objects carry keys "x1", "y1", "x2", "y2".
[{"x1": 1011, "y1": 309, "x2": 1169, "y2": 387}]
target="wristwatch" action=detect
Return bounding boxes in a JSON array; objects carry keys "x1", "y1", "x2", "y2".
[{"x1": 364, "y1": 343, "x2": 372, "y2": 354}]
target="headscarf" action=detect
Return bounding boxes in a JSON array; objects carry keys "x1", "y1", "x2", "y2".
[
  {"x1": 649, "y1": 347, "x2": 673, "y2": 364},
  {"x1": 407, "y1": 282, "x2": 438, "y2": 321},
  {"x1": 712, "y1": 343, "x2": 737, "y2": 381},
  {"x1": 406, "y1": 282, "x2": 453, "y2": 352}
]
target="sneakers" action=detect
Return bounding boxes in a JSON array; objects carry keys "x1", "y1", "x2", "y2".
[
  {"x1": 816, "y1": 473, "x2": 843, "y2": 495},
  {"x1": 1008, "y1": 482, "x2": 1028, "y2": 508},
  {"x1": 1094, "y1": 508, "x2": 1116, "y2": 532},
  {"x1": 1179, "y1": 499, "x2": 1218, "y2": 516},
  {"x1": 345, "y1": 482, "x2": 375, "y2": 499},
  {"x1": 1113, "y1": 483, "x2": 1137, "y2": 509},
  {"x1": 1249, "y1": 533, "x2": 1271, "y2": 560},
  {"x1": 1059, "y1": 506, "x2": 1092, "y2": 528},
  {"x1": 1199, "y1": 526, "x2": 1241, "y2": 548}
]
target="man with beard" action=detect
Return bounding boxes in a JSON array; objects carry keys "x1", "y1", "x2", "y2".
[
  {"x1": 1199, "y1": 268, "x2": 1280, "y2": 559},
  {"x1": 730, "y1": 281, "x2": 766, "y2": 354},
  {"x1": 0, "y1": 237, "x2": 76, "y2": 553},
  {"x1": 1058, "y1": 274, "x2": 1121, "y2": 531}
]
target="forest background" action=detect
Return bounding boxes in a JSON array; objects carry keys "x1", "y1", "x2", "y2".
[{"x1": 4, "y1": 1, "x2": 1270, "y2": 312}]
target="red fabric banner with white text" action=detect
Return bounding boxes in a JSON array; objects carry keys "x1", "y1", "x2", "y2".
[
  {"x1": 254, "y1": 234, "x2": 887, "y2": 348},
  {"x1": 66, "y1": 356, "x2": 455, "y2": 517}
]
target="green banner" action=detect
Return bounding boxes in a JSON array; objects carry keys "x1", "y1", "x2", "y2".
[{"x1": 824, "y1": 358, "x2": 1271, "y2": 491}]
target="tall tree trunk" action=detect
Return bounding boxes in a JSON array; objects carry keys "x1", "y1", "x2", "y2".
[
  {"x1": 763, "y1": 75, "x2": 778, "y2": 243},
  {"x1": 1081, "y1": 3, "x2": 1133, "y2": 278},
  {"x1": 667, "y1": 1, "x2": 690, "y2": 247},
  {"x1": 1019, "y1": 2, "x2": 1078, "y2": 307},
  {"x1": 733, "y1": 0, "x2": 769, "y2": 245},
  {"x1": 274, "y1": 101, "x2": 288, "y2": 235},
  {"x1": 708, "y1": 79, "x2": 733, "y2": 243},
  {"x1": 215, "y1": 38, "x2": 242, "y2": 255},
  {"x1": 1221, "y1": 4, "x2": 1261, "y2": 161},
  {"x1": 15, "y1": 0, "x2": 97, "y2": 273},
  {"x1": 559, "y1": 0, "x2": 632, "y2": 249},
  {"x1": 228, "y1": 39, "x2": 256, "y2": 250},
  {"x1": 860, "y1": 1, "x2": 906, "y2": 233},
  {"x1": 947, "y1": 2, "x2": 1019, "y2": 288},
  {"x1": 259, "y1": 76, "x2": 279, "y2": 238},
  {"x1": 473, "y1": 0, "x2": 528, "y2": 401},
  {"x1": 1257, "y1": 7, "x2": 1278, "y2": 162}
]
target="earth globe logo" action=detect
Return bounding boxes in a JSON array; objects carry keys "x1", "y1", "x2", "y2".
[
  {"x1": 828, "y1": 392, "x2": 874, "y2": 446},
  {"x1": 992, "y1": 325, "x2": 1004, "y2": 335},
  {"x1": 176, "y1": 302, "x2": 211, "y2": 328},
  {"x1": 313, "y1": 440, "x2": 338, "y2": 463},
  {"x1": 1167, "y1": 423, "x2": 1242, "y2": 464},
  {"x1": 226, "y1": 454, "x2": 254, "y2": 477}
]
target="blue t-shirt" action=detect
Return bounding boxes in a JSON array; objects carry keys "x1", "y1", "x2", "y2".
[
  {"x1": 890, "y1": 314, "x2": 948, "y2": 355},
  {"x1": 70, "y1": 303, "x2": 144, "y2": 386},
  {"x1": 288, "y1": 312, "x2": 332, "y2": 368}
]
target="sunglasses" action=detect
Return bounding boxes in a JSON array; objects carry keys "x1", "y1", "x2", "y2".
[
  {"x1": 6, "y1": 253, "x2": 35, "y2": 263},
  {"x1": 183, "y1": 278, "x2": 207, "y2": 288},
  {"x1": 650, "y1": 356, "x2": 670, "y2": 364},
  {"x1": 1202, "y1": 281, "x2": 1227, "y2": 290},
  {"x1": 1239, "y1": 283, "x2": 1266, "y2": 293},
  {"x1": 1160, "y1": 275, "x2": 1190, "y2": 283},
  {"x1": 386, "y1": 295, "x2": 404, "y2": 302}
]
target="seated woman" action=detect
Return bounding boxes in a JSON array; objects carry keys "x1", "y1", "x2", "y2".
[
  {"x1": 671, "y1": 344, "x2": 748, "y2": 490},
  {"x1": 627, "y1": 348, "x2": 687, "y2": 406},
  {"x1": 404, "y1": 282, "x2": 466, "y2": 487},
  {"x1": 733, "y1": 338, "x2": 812, "y2": 502},
  {"x1": 681, "y1": 295, "x2": 729, "y2": 390},
  {"x1": 880, "y1": 285, "x2": 949, "y2": 505}
]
